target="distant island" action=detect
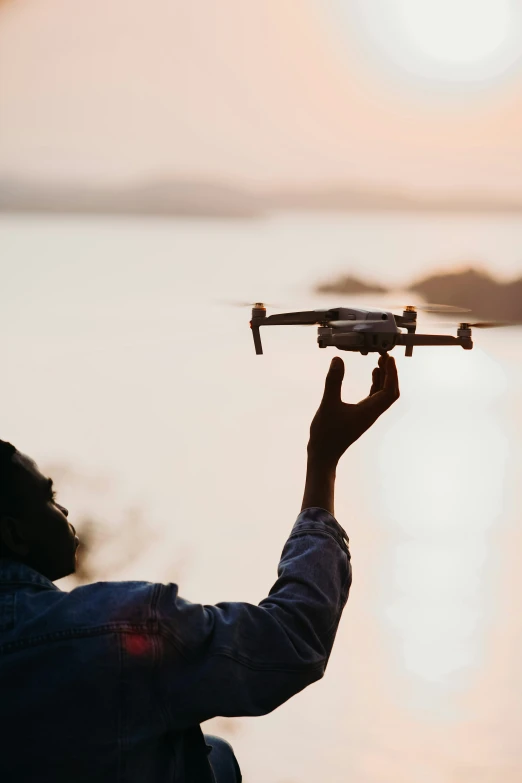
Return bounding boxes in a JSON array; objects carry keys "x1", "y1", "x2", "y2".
[
  {"x1": 3, "y1": 177, "x2": 522, "y2": 218},
  {"x1": 314, "y1": 267, "x2": 522, "y2": 321},
  {"x1": 409, "y1": 267, "x2": 522, "y2": 321},
  {"x1": 315, "y1": 274, "x2": 387, "y2": 296}
]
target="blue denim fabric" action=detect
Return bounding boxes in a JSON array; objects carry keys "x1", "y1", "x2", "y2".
[
  {"x1": 204, "y1": 735, "x2": 242, "y2": 782},
  {"x1": 0, "y1": 507, "x2": 351, "y2": 782}
]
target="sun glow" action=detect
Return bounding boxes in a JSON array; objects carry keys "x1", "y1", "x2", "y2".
[
  {"x1": 347, "y1": 0, "x2": 522, "y2": 84},
  {"x1": 398, "y1": 0, "x2": 511, "y2": 65}
]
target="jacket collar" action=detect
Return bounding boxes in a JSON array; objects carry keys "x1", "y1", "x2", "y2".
[{"x1": 0, "y1": 557, "x2": 59, "y2": 591}]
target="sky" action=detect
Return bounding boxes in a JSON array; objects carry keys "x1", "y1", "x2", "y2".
[{"x1": 2, "y1": 0, "x2": 522, "y2": 193}]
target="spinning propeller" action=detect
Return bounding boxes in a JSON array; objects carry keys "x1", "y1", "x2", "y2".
[
  {"x1": 389, "y1": 303, "x2": 471, "y2": 314},
  {"x1": 432, "y1": 320, "x2": 522, "y2": 329}
]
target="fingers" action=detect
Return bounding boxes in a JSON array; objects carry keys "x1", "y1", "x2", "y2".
[
  {"x1": 361, "y1": 355, "x2": 400, "y2": 416},
  {"x1": 382, "y1": 354, "x2": 400, "y2": 398},
  {"x1": 322, "y1": 356, "x2": 345, "y2": 405},
  {"x1": 370, "y1": 354, "x2": 388, "y2": 395},
  {"x1": 369, "y1": 367, "x2": 381, "y2": 396}
]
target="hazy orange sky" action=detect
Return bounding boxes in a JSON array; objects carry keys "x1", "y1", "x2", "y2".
[{"x1": 2, "y1": 0, "x2": 522, "y2": 193}]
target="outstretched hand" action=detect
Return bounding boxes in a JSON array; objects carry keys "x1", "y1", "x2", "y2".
[{"x1": 308, "y1": 353, "x2": 400, "y2": 467}]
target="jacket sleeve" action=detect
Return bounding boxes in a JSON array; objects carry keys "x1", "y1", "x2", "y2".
[{"x1": 154, "y1": 507, "x2": 352, "y2": 729}]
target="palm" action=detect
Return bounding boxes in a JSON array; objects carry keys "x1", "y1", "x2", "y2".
[{"x1": 309, "y1": 354, "x2": 400, "y2": 463}]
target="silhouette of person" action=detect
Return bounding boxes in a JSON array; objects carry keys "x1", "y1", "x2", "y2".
[{"x1": 0, "y1": 354, "x2": 399, "y2": 782}]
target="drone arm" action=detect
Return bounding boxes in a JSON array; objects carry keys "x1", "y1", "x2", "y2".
[
  {"x1": 397, "y1": 334, "x2": 473, "y2": 349},
  {"x1": 250, "y1": 310, "x2": 333, "y2": 355},
  {"x1": 260, "y1": 310, "x2": 331, "y2": 326}
]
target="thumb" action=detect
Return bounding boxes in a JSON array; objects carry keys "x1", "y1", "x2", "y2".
[{"x1": 322, "y1": 356, "x2": 344, "y2": 404}]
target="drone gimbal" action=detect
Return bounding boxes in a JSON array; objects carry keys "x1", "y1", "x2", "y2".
[{"x1": 249, "y1": 304, "x2": 474, "y2": 357}]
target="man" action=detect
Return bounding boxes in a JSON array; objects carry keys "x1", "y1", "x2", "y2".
[{"x1": 0, "y1": 354, "x2": 399, "y2": 782}]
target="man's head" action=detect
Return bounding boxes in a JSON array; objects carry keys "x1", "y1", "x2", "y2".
[{"x1": 0, "y1": 440, "x2": 79, "y2": 581}]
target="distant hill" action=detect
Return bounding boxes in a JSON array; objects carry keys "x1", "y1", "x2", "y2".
[
  {"x1": 409, "y1": 267, "x2": 522, "y2": 321},
  {"x1": 314, "y1": 266, "x2": 522, "y2": 321},
  {"x1": 267, "y1": 185, "x2": 522, "y2": 214},
  {"x1": 3, "y1": 178, "x2": 522, "y2": 217},
  {"x1": 315, "y1": 274, "x2": 387, "y2": 296},
  {"x1": 0, "y1": 179, "x2": 265, "y2": 219}
]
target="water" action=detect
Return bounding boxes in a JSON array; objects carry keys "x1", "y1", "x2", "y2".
[{"x1": 2, "y1": 211, "x2": 522, "y2": 782}]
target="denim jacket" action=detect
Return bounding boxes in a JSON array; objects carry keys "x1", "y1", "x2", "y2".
[{"x1": 0, "y1": 507, "x2": 351, "y2": 782}]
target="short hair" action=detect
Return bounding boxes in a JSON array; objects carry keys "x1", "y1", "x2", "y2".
[{"x1": 0, "y1": 439, "x2": 19, "y2": 515}]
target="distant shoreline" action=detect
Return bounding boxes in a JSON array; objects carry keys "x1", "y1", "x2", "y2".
[{"x1": 3, "y1": 179, "x2": 522, "y2": 218}]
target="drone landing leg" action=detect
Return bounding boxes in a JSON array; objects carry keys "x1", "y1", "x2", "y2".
[{"x1": 251, "y1": 325, "x2": 263, "y2": 355}]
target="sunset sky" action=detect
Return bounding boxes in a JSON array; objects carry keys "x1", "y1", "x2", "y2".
[{"x1": 2, "y1": 0, "x2": 522, "y2": 194}]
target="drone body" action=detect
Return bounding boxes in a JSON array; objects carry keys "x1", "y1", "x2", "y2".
[{"x1": 249, "y1": 304, "x2": 474, "y2": 357}]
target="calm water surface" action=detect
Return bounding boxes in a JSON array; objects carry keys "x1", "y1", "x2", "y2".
[{"x1": 2, "y1": 212, "x2": 522, "y2": 783}]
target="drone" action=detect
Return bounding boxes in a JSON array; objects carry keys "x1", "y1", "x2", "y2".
[{"x1": 247, "y1": 303, "x2": 504, "y2": 358}]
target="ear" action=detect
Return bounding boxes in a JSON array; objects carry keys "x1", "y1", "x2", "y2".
[{"x1": 0, "y1": 515, "x2": 30, "y2": 557}]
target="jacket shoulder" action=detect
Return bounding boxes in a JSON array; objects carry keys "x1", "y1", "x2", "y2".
[{"x1": 61, "y1": 580, "x2": 163, "y2": 627}]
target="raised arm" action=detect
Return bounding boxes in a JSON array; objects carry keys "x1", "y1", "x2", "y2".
[
  {"x1": 302, "y1": 353, "x2": 400, "y2": 515},
  {"x1": 155, "y1": 354, "x2": 400, "y2": 729}
]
